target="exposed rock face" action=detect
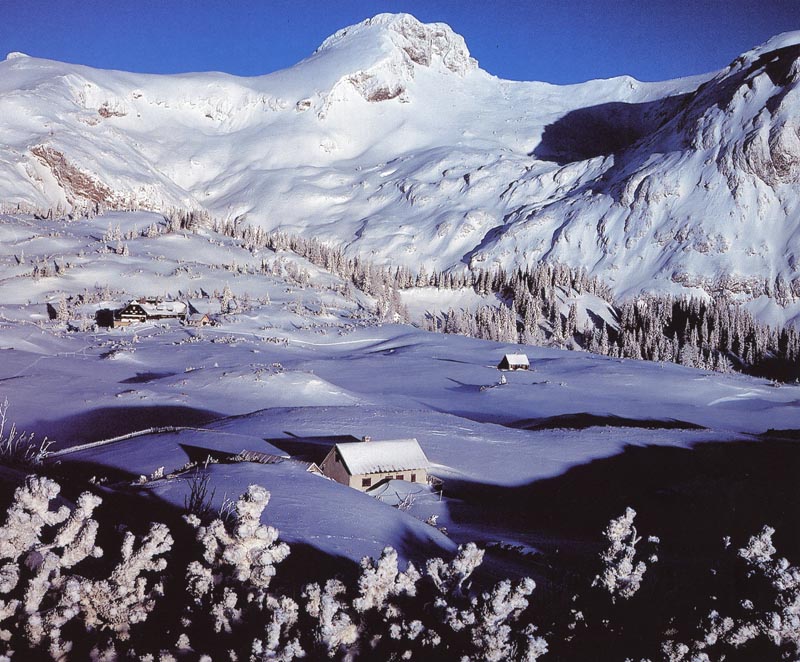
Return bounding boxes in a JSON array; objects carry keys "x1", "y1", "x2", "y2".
[
  {"x1": 317, "y1": 13, "x2": 477, "y2": 77},
  {"x1": 30, "y1": 146, "x2": 118, "y2": 207}
]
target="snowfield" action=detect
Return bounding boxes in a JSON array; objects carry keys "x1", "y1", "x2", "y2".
[
  {"x1": 0, "y1": 211, "x2": 796, "y2": 580},
  {"x1": 0, "y1": 203, "x2": 795, "y2": 660}
]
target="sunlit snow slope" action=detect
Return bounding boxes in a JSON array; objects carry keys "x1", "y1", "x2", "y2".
[{"x1": 2, "y1": 14, "x2": 800, "y2": 307}]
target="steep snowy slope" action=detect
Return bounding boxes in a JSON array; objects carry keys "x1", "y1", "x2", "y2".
[
  {"x1": 1, "y1": 14, "x2": 799, "y2": 314},
  {"x1": 486, "y1": 33, "x2": 800, "y2": 302}
]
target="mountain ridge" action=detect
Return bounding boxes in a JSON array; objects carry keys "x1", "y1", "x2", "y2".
[{"x1": 2, "y1": 15, "x2": 800, "y2": 323}]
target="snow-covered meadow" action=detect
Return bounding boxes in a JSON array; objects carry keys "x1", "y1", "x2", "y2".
[
  {"x1": 0, "y1": 210, "x2": 797, "y2": 658},
  {"x1": 0, "y1": 209, "x2": 796, "y2": 562}
]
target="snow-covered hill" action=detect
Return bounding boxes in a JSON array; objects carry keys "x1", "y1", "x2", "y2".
[{"x1": 2, "y1": 14, "x2": 800, "y2": 318}]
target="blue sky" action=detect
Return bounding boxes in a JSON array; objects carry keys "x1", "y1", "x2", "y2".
[{"x1": 0, "y1": 0, "x2": 797, "y2": 83}]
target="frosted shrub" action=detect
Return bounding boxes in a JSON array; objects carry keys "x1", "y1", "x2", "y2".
[
  {"x1": 0, "y1": 476, "x2": 171, "y2": 658},
  {"x1": 468, "y1": 579, "x2": 540, "y2": 661},
  {"x1": 186, "y1": 484, "x2": 290, "y2": 595},
  {"x1": 427, "y1": 541, "x2": 484, "y2": 598},
  {"x1": 349, "y1": 546, "x2": 434, "y2": 659},
  {"x1": 544, "y1": 507, "x2": 663, "y2": 659},
  {"x1": 250, "y1": 594, "x2": 304, "y2": 661},
  {"x1": 20, "y1": 474, "x2": 780, "y2": 660},
  {"x1": 435, "y1": 576, "x2": 545, "y2": 662},
  {"x1": 735, "y1": 526, "x2": 799, "y2": 654},
  {"x1": 661, "y1": 610, "x2": 739, "y2": 661},
  {"x1": 292, "y1": 539, "x2": 545, "y2": 660},
  {"x1": 659, "y1": 525, "x2": 800, "y2": 662},
  {"x1": 426, "y1": 544, "x2": 545, "y2": 660},
  {"x1": 303, "y1": 579, "x2": 358, "y2": 657},
  {"x1": 353, "y1": 546, "x2": 420, "y2": 612},
  {"x1": 593, "y1": 507, "x2": 652, "y2": 601},
  {"x1": 76, "y1": 522, "x2": 173, "y2": 641},
  {"x1": 182, "y1": 484, "x2": 301, "y2": 658},
  {"x1": 345, "y1": 542, "x2": 544, "y2": 661}
]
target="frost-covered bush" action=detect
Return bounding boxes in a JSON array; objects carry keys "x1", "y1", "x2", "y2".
[
  {"x1": 1, "y1": 472, "x2": 794, "y2": 662},
  {"x1": 592, "y1": 507, "x2": 654, "y2": 601},
  {"x1": 186, "y1": 484, "x2": 290, "y2": 596},
  {"x1": 736, "y1": 525, "x2": 800, "y2": 654},
  {"x1": 661, "y1": 525, "x2": 800, "y2": 662},
  {"x1": 0, "y1": 479, "x2": 646, "y2": 660},
  {"x1": 303, "y1": 579, "x2": 358, "y2": 657},
  {"x1": 0, "y1": 475, "x2": 171, "y2": 659},
  {"x1": 300, "y1": 542, "x2": 546, "y2": 661},
  {"x1": 178, "y1": 501, "x2": 544, "y2": 660},
  {"x1": 178, "y1": 484, "x2": 304, "y2": 659},
  {"x1": 432, "y1": 547, "x2": 547, "y2": 661}
]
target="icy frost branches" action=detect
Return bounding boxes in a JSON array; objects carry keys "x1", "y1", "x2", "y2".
[
  {"x1": 658, "y1": 524, "x2": 800, "y2": 662},
  {"x1": 1, "y1": 476, "x2": 796, "y2": 661},
  {"x1": 0, "y1": 476, "x2": 171, "y2": 659},
  {"x1": 0, "y1": 476, "x2": 544, "y2": 661},
  {"x1": 555, "y1": 508, "x2": 800, "y2": 662}
]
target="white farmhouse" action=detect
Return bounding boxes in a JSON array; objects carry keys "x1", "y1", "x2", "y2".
[{"x1": 320, "y1": 438, "x2": 430, "y2": 491}]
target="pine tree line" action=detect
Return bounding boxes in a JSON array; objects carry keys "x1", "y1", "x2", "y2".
[
  {"x1": 424, "y1": 265, "x2": 800, "y2": 381},
  {"x1": 209, "y1": 218, "x2": 800, "y2": 381},
  {"x1": 208, "y1": 225, "x2": 411, "y2": 323},
  {"x1": 605, "y1": 295, "x2": 800, "y2": 376},
  {"x1": 79, "y1": 210, "x2": 800, "y2": 381}
]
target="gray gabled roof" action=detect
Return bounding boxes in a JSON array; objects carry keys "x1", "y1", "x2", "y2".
[{"x1": 335, "y1": 439, "x2": 429, "y2": 476}]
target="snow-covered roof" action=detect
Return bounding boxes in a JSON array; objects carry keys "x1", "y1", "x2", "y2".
[
  {"x1": 502, "y1": 353, "x2": 529, "y2": 365},
  {"x1": 335, "y1": 439, "x2": 429, "y2": 475},
  {"x1": 138, "y1": 300, "x2": 187, "y2": 316}
]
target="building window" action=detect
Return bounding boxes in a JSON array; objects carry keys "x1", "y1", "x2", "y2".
[
  {"x1": 396, "y1": 474, "x2": 404, "y2": 480},
  {"x1": 361, "y1": 477, "x2": 372, "y2": 487}
]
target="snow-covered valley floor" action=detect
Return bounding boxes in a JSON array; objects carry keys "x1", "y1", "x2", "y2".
[{"x1": 0, "y1": 211, "x2": 797, "y2": 595}]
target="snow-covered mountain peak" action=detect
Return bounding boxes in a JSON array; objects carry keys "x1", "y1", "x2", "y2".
[
  {"x1": 315, "y1": 13, "x2": 478, "y2": 77},
  {"x1": 733, "y1": 30, "x2": 800, "y2": 66},
  {"x1": 3, "y1": 20, "x2": 800, "y2": 323},
  {"x1": 713, "y1": 32, "x2": 800, "y2": 98},
  {"x1": 5, "y1": 52, "x2": 30, "y2": 61}
]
